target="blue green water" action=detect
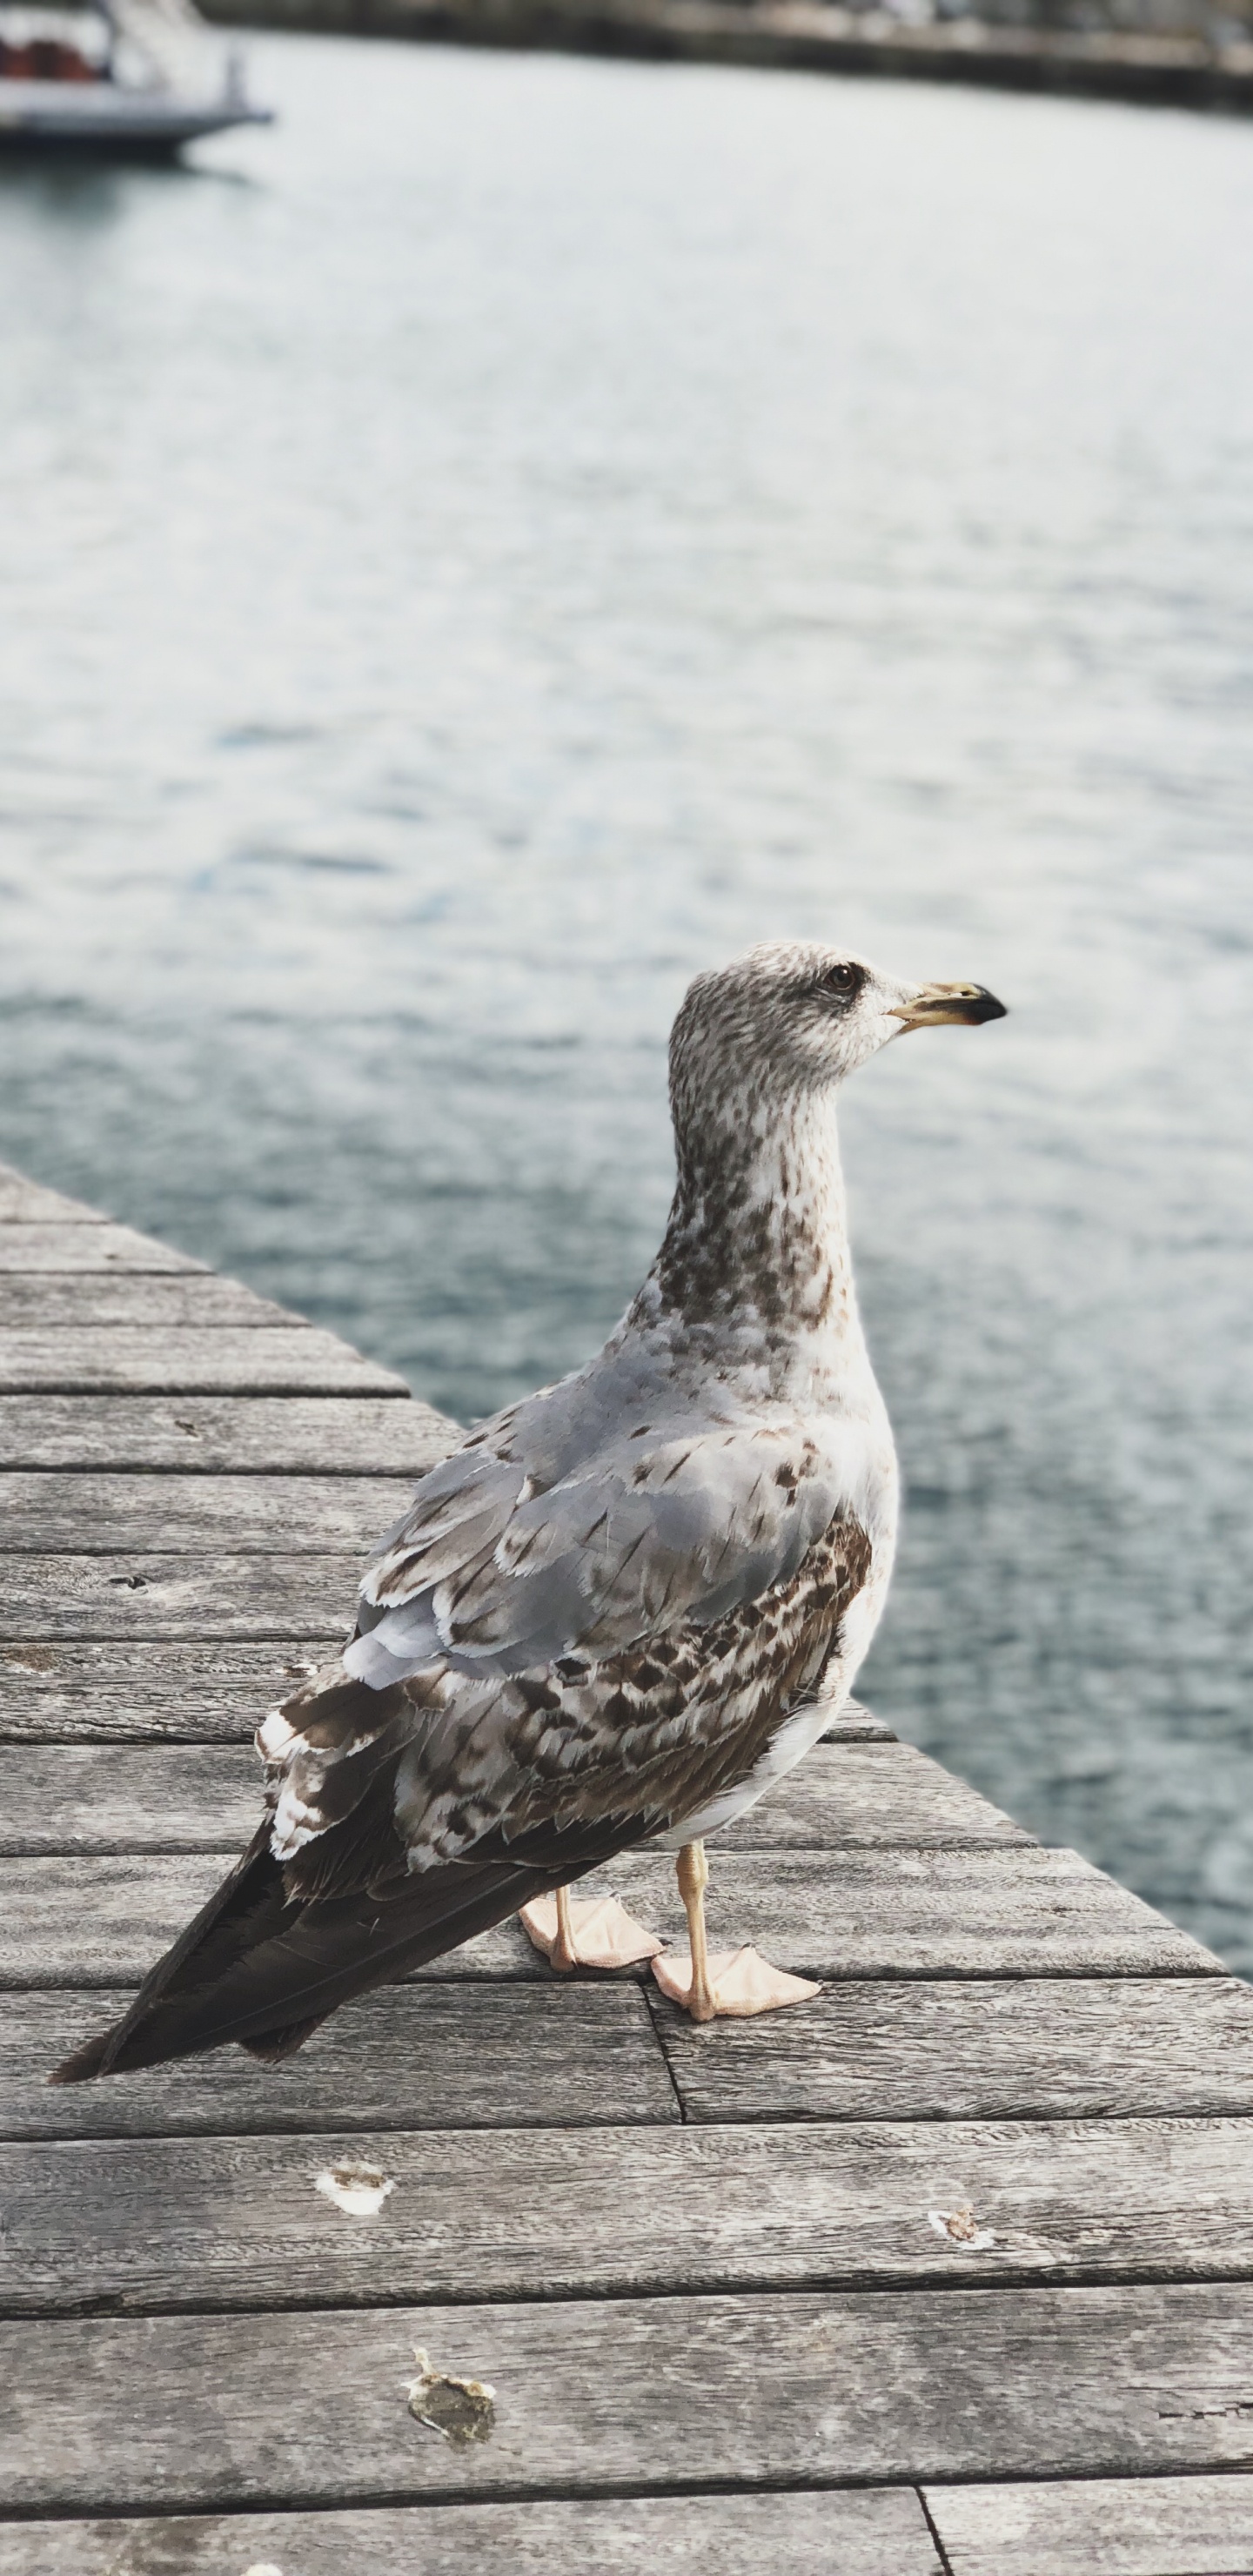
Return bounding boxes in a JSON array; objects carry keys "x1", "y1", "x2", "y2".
[{"x1": 2, "y1": 38, "x2": 1252, "y2": 1962}]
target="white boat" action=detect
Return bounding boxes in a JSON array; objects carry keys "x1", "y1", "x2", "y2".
[{"x1": 0, "y1": 0, "x2": 272, "y2": 151}]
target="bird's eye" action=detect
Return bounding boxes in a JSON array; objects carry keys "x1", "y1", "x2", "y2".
[{"x1": 822, "y1": 961, "x2": 860, "y2": 1000}]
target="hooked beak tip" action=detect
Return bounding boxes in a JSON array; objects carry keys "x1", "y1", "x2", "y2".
[{"x1": 889, "y1": 981, "x2": 1008, "y2": 1031}]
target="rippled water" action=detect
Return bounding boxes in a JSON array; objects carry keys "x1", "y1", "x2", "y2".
[{"x1": 2, "y1": 41, "x2": 1252, "y2": 1961}]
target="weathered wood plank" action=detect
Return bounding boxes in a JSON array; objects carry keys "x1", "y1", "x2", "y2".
[
  {"x1": 0, "y1": 1278, "x2": 294, "y2": 1329},
  {"x1": 0, "y1": 1643, "x2": 889, "y2": 1744},
  {"x1": 925, "y1": 2471, "x2": 1253, "y2": 2574},
  {"x1": 0, "y1": 1166, "x2": 104, "y2": 1224},
  {"x1": 821, "y1": 1703, "x2": 896, "y2": 1741},
  {"x1": 9, "y1": 2116, "x2": 1253, "y2": 2316},
  {"x1": 611, "y1": 1845, "x2": 1218, "y2": 1979},
  {"x1": 656, "y1": 1976, "x2": 1253, "y2": 2124},
  {"x1": 0, "y1": 1983, "x2": 678, "y2": 2139},
  {"x1": 1, "y1": 1150, "x2": 1241, "y2": 2536},
  {"x1": 0, "y1": 1745, "x2": 262, "y2": 1852},
  {"x1": 5, "y1": 2284, "x2": 1253, "y2": 2509},
  {"x1": 0, "y1": 1472, "x2": 414, "y2": 1555},
  {"x1": 0, "y1": 1852, "x2": 547, "y2": 1986},
  {"x1": 0, "y1": 1554, "x2": 364, "y2": 1640},
  {"x1": 0, "y1": 1853, "x2": 250, "y2": 1986},
  {"x1": 0, "y1": 1392, "x2": 457, "y2": 1472},
  {"x1": 0, "y1": 1223, "x2": 205, "y2": 1275},
  {"x1": 719, "y1": 1742, "x2": 1031, "y2": 1848},
  {"x1": 0, "y1": 1640, "x2": 348, "y2": 1743},
  {"x1": 0, "y1": 1847, "x2": 1218, "y2": 1988},
  {"x1": 0, "y1": 2487, "x2": 945, "y2": 2576},
  {"x1": 0, "y1": 1329, "x2": 407, "y2": 1395},
  {"x1": 0, "y1": 1740, "x2": 1018, "y2": 1859}
]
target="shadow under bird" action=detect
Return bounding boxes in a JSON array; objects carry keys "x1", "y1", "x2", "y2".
[{"x1": 53, "y1": 942, "x2": 1006, "y2": 2083}]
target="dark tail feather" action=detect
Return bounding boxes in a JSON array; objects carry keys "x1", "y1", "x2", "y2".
[
  {"x1": 238, "y1": 2014, "x2": 331, "y2": 2065},
  {"x1": 50, "y1": 1818, "x2": 296, "y2": 2083},
  {"x1": 49, "y1": 1834, "x2": 575, "y2": 2084}
]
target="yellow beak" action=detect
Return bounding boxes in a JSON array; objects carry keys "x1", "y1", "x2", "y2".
[{"x1": 889, "y1": 980, "x2": 1008, "y2": 1031}]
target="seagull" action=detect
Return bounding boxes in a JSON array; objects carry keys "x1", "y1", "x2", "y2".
[{"x1": 53, "y1": 942, "x2": 1004, "y2": 2083}]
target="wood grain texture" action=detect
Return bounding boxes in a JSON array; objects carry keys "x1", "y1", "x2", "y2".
[
  {"x1": 657, "y1": 1975, "x2": 1253, "y2": 2124},
  {"x1": 612, "y1": 1845, "x2": 1219, "y2": 1979},
  {"x1": 925, "y1": 2471, "x2": 1253, "y2": 2574},
  {"x1": 0, "y1": 1852, "x2": 247, "y2": 1986},
  {"x1": 0, "y1": 1329, "x2": 407, "y2": 1395},
  {"x1": 820, "y1": 1707, "x2": 897, "y2": 1741},
  {"x1": 0, "y1": 1744, "x2": 265, "y2": 1852},
  {"x1": 0, "y1": 1224, "x2": 205, "y2": 1275},
  {"x1": 0, "y1": 1166, "x2": 104, "y2": 1224},
  {"x1": 0, "y1": 1846, "x2": 1219, "y2": 1988},
  {"x1": 0, "y1": 1278, "x2": 294, "y2": 1330},
  {"x1": 0, "y1": 1643, "x2": 878, "y2": 1742},
  {"x1": 0, "y1": 2487, "x2": 944, "y2": 2576},
  {"x1": 718, "y1": 1741, "x2": 1031, "y2": 1848},
  {"x1": 0, "y1": 1553, "x2": 363, "y2": 1640},
  {"x1": 0, "y1": 1982, "x2": 678, "y2": 2140},
  {"x1": 9, "y1": 2116, "x2": 1253, "y2": 2315},
  {"x1": 18, "y1": 1976, "x2": 1242, "y2": 2142},
  {"x1": 0, "y1": 1640, "x2": 354, "y2": 1743},
  {"x1": 0, "y1": 1739, "x2": 1015, "y2": 1859},
  {"x1": 0, "y1": 1392, "x2": 457, "y2": 1472},
  {"x1": 0, "y1": 1472, "x2": 415, "y2": 1555},
  {"x1": 0, "y1": 1851, "x2": 543, "y2": 1985},
  {"x1": 5, "y1": 2284, "x2": 1253, "y2": 2509}
]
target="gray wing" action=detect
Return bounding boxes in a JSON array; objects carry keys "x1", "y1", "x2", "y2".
[{"x1": 345, "y1": 1345, "x2": 854, "y2": 1687}]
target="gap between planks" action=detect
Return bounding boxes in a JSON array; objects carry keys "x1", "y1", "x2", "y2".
[{"x1": 921, "y1": 2470, "x2": 1253, "y2": 2576}]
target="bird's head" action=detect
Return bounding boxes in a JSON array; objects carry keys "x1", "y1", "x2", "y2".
[{"x1": 671, "y1": 940, "x2": 1007, "y2": 1121}]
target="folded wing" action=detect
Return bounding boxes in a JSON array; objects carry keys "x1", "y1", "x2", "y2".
[
  {"x1": 351, "y1": 1356, "x2": 858, "y2": 1684},
  {"x1": 53, "y1": 1363, "x2": 874, "y2": 2083}
]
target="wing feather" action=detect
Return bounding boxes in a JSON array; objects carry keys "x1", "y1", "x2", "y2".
[{"x1": 352, "y1": 1356, "x2": 860, "y2": 1687}]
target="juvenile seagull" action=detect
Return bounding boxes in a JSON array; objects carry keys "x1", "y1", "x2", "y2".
[{"x1": 54, "y1": 943, "x2": 1004, "y2": 2082}]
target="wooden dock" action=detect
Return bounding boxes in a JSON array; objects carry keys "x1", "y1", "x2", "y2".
[{"x1": 3, "y1": 1155, "x2": 1253, "y2": 2573}]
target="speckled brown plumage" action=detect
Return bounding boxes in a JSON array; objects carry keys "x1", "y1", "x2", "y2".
[{"x1": 275, "y1": 1507, "x2": 873, "y2": 1902}]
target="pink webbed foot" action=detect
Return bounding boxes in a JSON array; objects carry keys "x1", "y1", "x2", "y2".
[
  {"x1": 651, "y1": 1944, "x2": 821, "y2": 2020},
  {"x1": 519, "y1": 1893, "x2": 666, "y2": 1972}
]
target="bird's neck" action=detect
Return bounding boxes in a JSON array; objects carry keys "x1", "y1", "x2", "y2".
[{"x1": 643, "y1": 1086, "x2": 864, "y2": 1375}]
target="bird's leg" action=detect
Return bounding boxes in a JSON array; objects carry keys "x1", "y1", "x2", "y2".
[
  {"x1": 677, "y1": 1838, "x2": 716, "y2": 2023},
  {"x1": 550, "y1": 1882, "x2": 579, "y2": 1975},
  {"x1": 519, "y1": 1882, "x2": 664, "y2": 1971},
  {"x1": 652, "y1": 1838, "x2": 823, "y2": 2021}
]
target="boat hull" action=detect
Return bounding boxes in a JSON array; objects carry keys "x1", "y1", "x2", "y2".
[{"x1": 0, "y1": 77, "x2": 272, "y2": 151}]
